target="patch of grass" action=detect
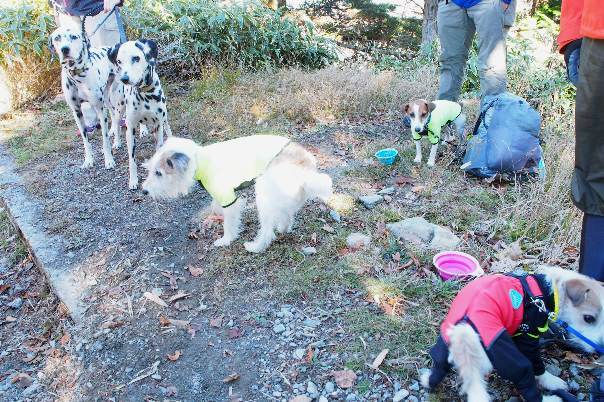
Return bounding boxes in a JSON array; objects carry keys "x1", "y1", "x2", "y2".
[
  {"x1": 0, "y1": 208, "x2": 28, "y2": 266},
  {"x1": 190, "y1": 68, "x2": 241, "y2": 102}
]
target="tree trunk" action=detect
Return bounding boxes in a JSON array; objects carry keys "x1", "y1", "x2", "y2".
[{"x1": 421, "y1": 0, "x2": 438, "y2": 49}]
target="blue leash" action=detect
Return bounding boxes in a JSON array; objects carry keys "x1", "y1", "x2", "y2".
[{"x1": 556, "y1": 318, "x2": 604, "y2": 355}]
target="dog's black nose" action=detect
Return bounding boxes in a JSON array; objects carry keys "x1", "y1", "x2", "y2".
[
  {"x1": 414, "y1": 127, "x2": 421, "y2": 133},
  {"x1": 142, "y1": 189, "x2": 149, "y2": 195},
  {"x1": 61, "y1": 47, "x2": 69, "y2": 55},
  {"x1": 120, "y1": 75, "x2": 129, "y2": 84}
]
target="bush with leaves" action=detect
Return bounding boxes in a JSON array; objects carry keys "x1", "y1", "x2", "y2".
[
  {"x1": 0, "y1": 0, "x2": 59, "y2": 111},
  {"x1": 123, "y1": 0, "x2": 337, "y2": 75}
]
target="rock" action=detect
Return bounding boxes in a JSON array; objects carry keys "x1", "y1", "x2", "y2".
[
  {"x1": 324, "y1": 381, "x2": 335, "y2": 394},
  {"x1": 303, "y1": 318, "x2": 321, "y2": 328},
  {"x1": 345, "y1": 394, "x2": 357, "y2": 401},
  {"x1": 293, "y1": 348, "x2": 306, "y2": 360},
  {"x1": 393, "y1": 389, "x2": 410, "y2": 402},
  {"x1": 301, "y1": 247, "x2": 317, "y2": 256},
  {"x1": 7, "y1": 297, "x2": 23, "y2": 309},
  {"x1": 319, "y1": 396, "x2": 328, "y2": 402},
  {"x1": 346, "y1": 233, "x2": 370, "y2": 250},
  {"x1": 409, "y1": 381, "x2": 420, "y2": 391},
  {"x1": 378, "y1": 187, "x2": 395, "y2": 195},
  {"x1": 545, "y1": 363, "x2": 562, "y2": 377},
  {"x1": 577, "y1": 393, "x2": 586, "y2": 401},
  {"x1": 407, "y1": 396, "x2": 418, "y2": 402},
  {"x1": 386, "y1": 217, "x2": 460, "y2": 250},
  {"x1": 329, "y1": 210, "x2": 341, "y2": 223},
  {"x1": 569, "y1": 380, "x2": 580, "y2": 391},
  {"x1": 273, "y1": 324, "x2": 286, "y2": 334},
  {"x1": 290, "y1": 397, "x2": 312, "y2": 402},
  {"x1": 569, "y1": 364, "x2": 580, "y2": 376},
  {"x1": 22, "y1": 381, "x2": 40, "y2": 397},
  {"x1": 307, "y1": 381, "x2": 319, "y2": 398},
  {"x1": 359, "y1": 194, "x2": 383, "y2": 209}
]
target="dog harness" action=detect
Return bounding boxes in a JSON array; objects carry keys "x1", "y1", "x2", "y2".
[
  {"x1": 412, "y1": 100, "x2": 462, "y2": 145},
  {"x1": 194, "y1": 135, "x2": 290, "y2": 208},
  {"x1": 429, "y1": 273, "x2": 557, "y2": 402}
]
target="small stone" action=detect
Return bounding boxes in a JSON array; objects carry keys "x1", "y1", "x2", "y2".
[
  {"x1": 293, "y1": 348, "x2": 306, "y2": 360},
  {"x1": 273, "y1": 324, "x2": 286, "y2": 334},
  {"x1": 307, "y1": 381, "x2": 319, "y2": 398},
  {"x1": 359, "y1": 194, "x2": 383, "y2": 209},
  {"x1": 151, "y1": 374, "x2": 162, "y2": 380},
  {"x1": 301, "y1": 247, "x2": 317, "y2": 256},
  {"x1": 577, "y1": 393, "x2": 586, "y2": 401},
  {"x1": 303, "y1": 318, "x2": 321, "y2": 328},
  {"x1": 346, "y1": 233, "x2": 370, "y2": 250},
  {"x1": 273, "y1": 391, "x2": 282, "y2": 397},
  {"x1": 569, "y1": 364, "x2": 580, "y2": 376},
  {"x1": 383, "y1": 195, "x2": 392, "y2": 203},
  {"x1": 409, "y1": 381, "x2": 420, "y2": 391},
  {"x1": 569, "y1": 380, "x2": 580, "y2": 391},
  {"x1": 378, "y1": 186, "x2": 395, "y2": 195},
  {"x1": 319, "y1": 396, "x2": 328, "y2": 402},
  {"x1": 545, "y1": 363, "x2": 562, "y2": 377},
  {"x1": 7, "y1": 297, "x2": 22, "y2": 309},
  {"x1": 324, "y1": 381, "x2": 335, "y2": 394},
  {"x1": 329, "y1": 210, "x2": 341, "y2": 223},
  {"x1": 407, "y1": 396, "x2": 418, "y2": 402},
  {"x1": 90, "y1": 340, "x2": 104, "y2": 352},
  {"x1": 393, "y1": 389, "x2": 410, "y2": 402},
  {"x1": 346, "y1": 394, "x2": 357, "y2": 401}
]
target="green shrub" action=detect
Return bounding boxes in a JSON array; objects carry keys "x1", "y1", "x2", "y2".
[
  {"x1": 0, "y1": 0, "x2": 59, "y2": 111},
  {"x1": 123, "y1": 0, "x2": 337, "y2": 74}
]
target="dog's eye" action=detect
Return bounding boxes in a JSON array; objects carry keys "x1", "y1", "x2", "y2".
[
  {"x1": 155, "y1": 170, "x2": 162, "y2": 177},
  {"x1": 584, "y1": 314, "x2": 596, "y2": 324},
  {"x1": 132, "y1": 56, "x2": 140, "y2": 63},
  {"x1": 410, "y1": 112, "x2": 415, "y2": 118},
  {"x1": 54, "y1": 35, "x2": 60, "y2": 42},
  {"x1": 422, "y1": 112, "x2": 427, "y2": 117},
  {"x1": 69, "y1": 34, "x2": 78, "y2": 40}
]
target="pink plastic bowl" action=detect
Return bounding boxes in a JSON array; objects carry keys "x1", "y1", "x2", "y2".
[{"x1": 433, "y1": 251, "x2": 483, "y2": 281}]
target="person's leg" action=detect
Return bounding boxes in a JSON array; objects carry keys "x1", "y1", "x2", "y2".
[
  {"x1": 437, "y1": 1, "x2": 473, "y2": 101},
  {"x1": 468, "y1": 0, "x2": 507, "y2": 97},
  {"x1": 579, "y1": 214, "x2": 604, "y2": 282},
  {"x1": 503, "y1": 0, "x2": 517, "y2": 36},
  {"x1": 84, "y1": 10, "x2": 120, "y2": 48}
]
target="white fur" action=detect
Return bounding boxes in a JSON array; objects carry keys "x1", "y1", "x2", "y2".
[
  {"x1": 422, "y1": 266, "x2": 604, "y2": 399},
  {"x1": 141, "y1": 137, "x2": 332, "y2": 253}
]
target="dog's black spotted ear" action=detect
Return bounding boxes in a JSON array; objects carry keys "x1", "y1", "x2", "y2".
[
  {"x1": 107, "y1": 43, "x2": 121, "y2": 65},
  {"x1": 427, "y1": 102, "x2": 436, "y2": 112},
  {"x1": 565, "y1": 279, "x2": 590, "y2": 307},
  {"x1": 166, "y1": 152, "x2": 189, "y2": 172},
  {"x1": 404, "y1": 103, "x2": 410, "y2": 114},
  {"x1": 139, "y1": 39, "x2": 158, "y2": 66}
]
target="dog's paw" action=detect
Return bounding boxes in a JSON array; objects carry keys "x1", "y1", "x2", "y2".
[
  {"x1": 427, "y1": 159, "x2": 436, "y2": 167},
  {"x1": 128, "y1": 180, "x2": 138, "y2": 190},
  {"x1": 104, "y1": 157, "x2": 116, "y2": 170},
  {"x1": 81, "y1": 158, "x2": 94, "y2": 169},
  {"x1": 213, "y1": 236, "x2": 233, "y2": 247},
  {"x1": 420, "y1": 370, "x2": 431, "y2": 389},
  {"x1": 413, "y1": 157, "x2": 422, "y2": 164},
  {"x1": 140, "y1": 125, "x2": 149, "y2": 138},
  {"x1": 244, "y1": 241, "x2": 265, "y2": 253},
  {"x1": 112, "y1": 139, "x2": 122, "y2": 150},
  {"x1": 537, "y1": 371, "x2": 567, "y2": 391},
  {"x1": 542, "y1": 396, "x2": 562, "y2": 402}
]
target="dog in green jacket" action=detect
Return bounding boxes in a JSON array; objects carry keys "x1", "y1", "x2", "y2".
[{"x1": 404, "y1": 99, "x2": 466, "y2": 167}]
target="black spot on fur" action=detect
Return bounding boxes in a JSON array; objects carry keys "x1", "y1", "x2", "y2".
[
  {"x1": 71, "y1": 96, "x2": 76, "y2": 102},
  {"x1": 139, "y1": 119, "x2": 143, "y2": 124},
  {"x1": 144, "y1": 104, "x2": 150, "y2": 110},
  {"x1": 157, "y1": 107, "x2": 162, "y2": 113},
  {"x1": 76, "y1": 111, "x2": 83, "y2": 118}
]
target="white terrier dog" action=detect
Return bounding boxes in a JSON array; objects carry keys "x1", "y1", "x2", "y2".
[
  {"x1": 141, "y1": 135, "x2": 333, "y2": 253},
  {"x1": 421, "y1": 266, "x2": 604, "y2": 402}
]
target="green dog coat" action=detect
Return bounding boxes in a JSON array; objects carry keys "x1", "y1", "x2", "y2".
[
  {"x1": 194, "y1": 135, "x2": 290, "y2": 207},
  {"x1": 412, "y1": 100, "x2": 462, "y2": 145}
]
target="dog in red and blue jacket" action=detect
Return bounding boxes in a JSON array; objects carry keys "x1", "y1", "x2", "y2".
[{"x1": 421, "y1": 266, "x2": 604, "y2": 402}]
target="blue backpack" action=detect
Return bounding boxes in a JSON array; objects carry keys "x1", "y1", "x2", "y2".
[{"x1": 462, "y1": 92, "x2": 543, "y2": 179}]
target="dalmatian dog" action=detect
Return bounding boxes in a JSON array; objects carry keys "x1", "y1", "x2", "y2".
[
  {"x1": 108, "y1": 39, "x2": 172, "y2": 190},
  {"x1": 49, "y1": 21, "x2": 124, "y2": 169}
]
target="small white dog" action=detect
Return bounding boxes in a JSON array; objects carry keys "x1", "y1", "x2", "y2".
[
  {"x1": 421, "y1": 266, "x2": 604, "y2": 402},
  {"x1": 141, "y1": 135, "x2": 333, "y2": 253},
  {"x1": 404, "y1": 99, "x2": 466, "y2": 167},
  {"x1": 108, "y1": 39, "x2": 172, "y2": 189}
]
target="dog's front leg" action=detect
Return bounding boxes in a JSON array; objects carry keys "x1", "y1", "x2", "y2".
[
  {"x1": 125, "y1": 121, "x2": 138, "y2": 190},
  {"x1": 536, "y1": 371, "x2": 568, "y2": 391},
  {"x1": 427, "y1": 143, "x2": 438, "y2": 167},
  {"x1": 155, "y1": 122, "x2": 165, "y2": 150},
  {"x1": 214, "y1": 198, "x2": 244, "y2": 247},
  {"x1": 71, "y1": 104, "x2": 95, "y2": 168},
  {"x1": 93, "y1": 103, "x2": 115, "y2": 169},
  {"x1": 109, "y1": 108, "x2": 122, "y2": 149},
  {"x1": 413, "y1": 140, "x2": 422, "y2": 164}
]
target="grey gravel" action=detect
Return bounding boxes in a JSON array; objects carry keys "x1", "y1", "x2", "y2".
[
  {"x1": 393, "y1": 389, "x2": 410, "y2": 402},
  {"x1": 273, "y1": 324, "x2": 286, "y2": 334},
  {"x1": 545, "y1": 363, "x2": 562, "y2": 377},
  {"x1": 7, "y1": 297, "x2": 23, "y2": 309},
  {"x1": 358, "y1": 194, "x2": 383, "y2": 209}
]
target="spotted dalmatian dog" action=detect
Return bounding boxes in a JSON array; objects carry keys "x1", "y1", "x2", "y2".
[
  {"x1": 108, "y1": 39, "x2": 172, "y2": 190},
  {"x1": 49, "y1": 22, "x2": 125, "y2": 169}
]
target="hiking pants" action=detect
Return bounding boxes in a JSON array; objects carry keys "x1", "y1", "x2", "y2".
[{"x1": 437, "y1": 0, "x2": 507, "y2": 101}]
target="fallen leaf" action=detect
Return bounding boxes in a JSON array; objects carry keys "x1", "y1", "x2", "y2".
[
  {"x1": 322, "y1": 224, "x2": 335, "y2": 233},
  {"x1": 228, "y1": 327, "x2": 242, "y2": 339},
  {"x1": 222, "y1": 373, "x2": 240, "y2": 383},
  {"x1": 165, "y1": 385, "x2": 178, "y2": 396},
  {"x1": 11, "y1": 373, "x2": 33, "y2": 388},
  {"x1": 4, "y1": 316, "x2": 16, "y2": 323},
  {"x1": 563, "y1": 246, "x2": 579, "y2": 257},
  {"x1": 169, "y1": 292, "x2": 190, "y2": 303},
  {"x1": 188, "y1": 266, "x2": 204, "y2": 277},
  {"x1": 0, "y1": 284, "x2": 10, "y2": 294},
  {"x1": 144, "y1": 292, "x2": 168, "y2": 308},
  {"x1": 101, "y1": 319, "x2": 124, "y2": 329},
  {"x1": 392, "y1": 252, "x2": 401, "y2": 262},
  {"x1": 305, "y1": 347, "x2": 314, "y2": 363},
  {"x1": 167, "y1": 350, "x2": 181, "y2": 361},
  {"x1": 161, "y1": 272, "x2": 178, "y2": 290},
  {"x1": 332, "y1": 369, "x2": 356, "y2": 389},
  {"x1": 169, "y1": 318, "x2": 190, "y2": 329},
  {"x1": 411, "y1": 185, "x2": 425, "y2": 194},
  {"x1": 210, "y1": 316, "x2": 224, "y2": 328},
  {"x1": 59, "y1": 333, "x2": 71, "y2": 346},
  {"x1": 159, "y1": 315, "x2": 171, "y2": 327},
  {"x1": 394, "y1": 175, "x2": 414, "y2": 186},
  {"x1": 370, "y1": 349, "x2": 389, "y2": 369},
  {"x1": 565, "y1": 351, "x2": 584, "y2": 364},
  {"x1": 188, "y1": 231, "x2": 199, "y2": 240},
  {"x1": 375, "y1": 221, "x2": 387, "y2": 238}
]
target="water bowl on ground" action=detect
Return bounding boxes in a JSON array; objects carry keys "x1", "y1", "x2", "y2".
[
  {"x1": 374, "y1": 148, "x2": 398, "y2": 165},
  {"x1": 433, "y1": 251, "x2": 483, "y2": 281}
]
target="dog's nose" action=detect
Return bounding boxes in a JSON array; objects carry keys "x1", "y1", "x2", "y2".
[
  {"x1": 414, "y1": 127, "x2": 421, "y2": 133},
  {"x1": 120, "y1": 75, "x2": 130, "y2": 84},
  {"x1": 61, "y1": 47, "x2": 69, "y2": 55},
  {"x1": 142, "y1": 189, "x2": 149, "y2": 195}
]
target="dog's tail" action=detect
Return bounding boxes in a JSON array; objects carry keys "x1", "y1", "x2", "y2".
[{"x1": 447, "y1": 323, "x2": 492, "y2": 402}]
